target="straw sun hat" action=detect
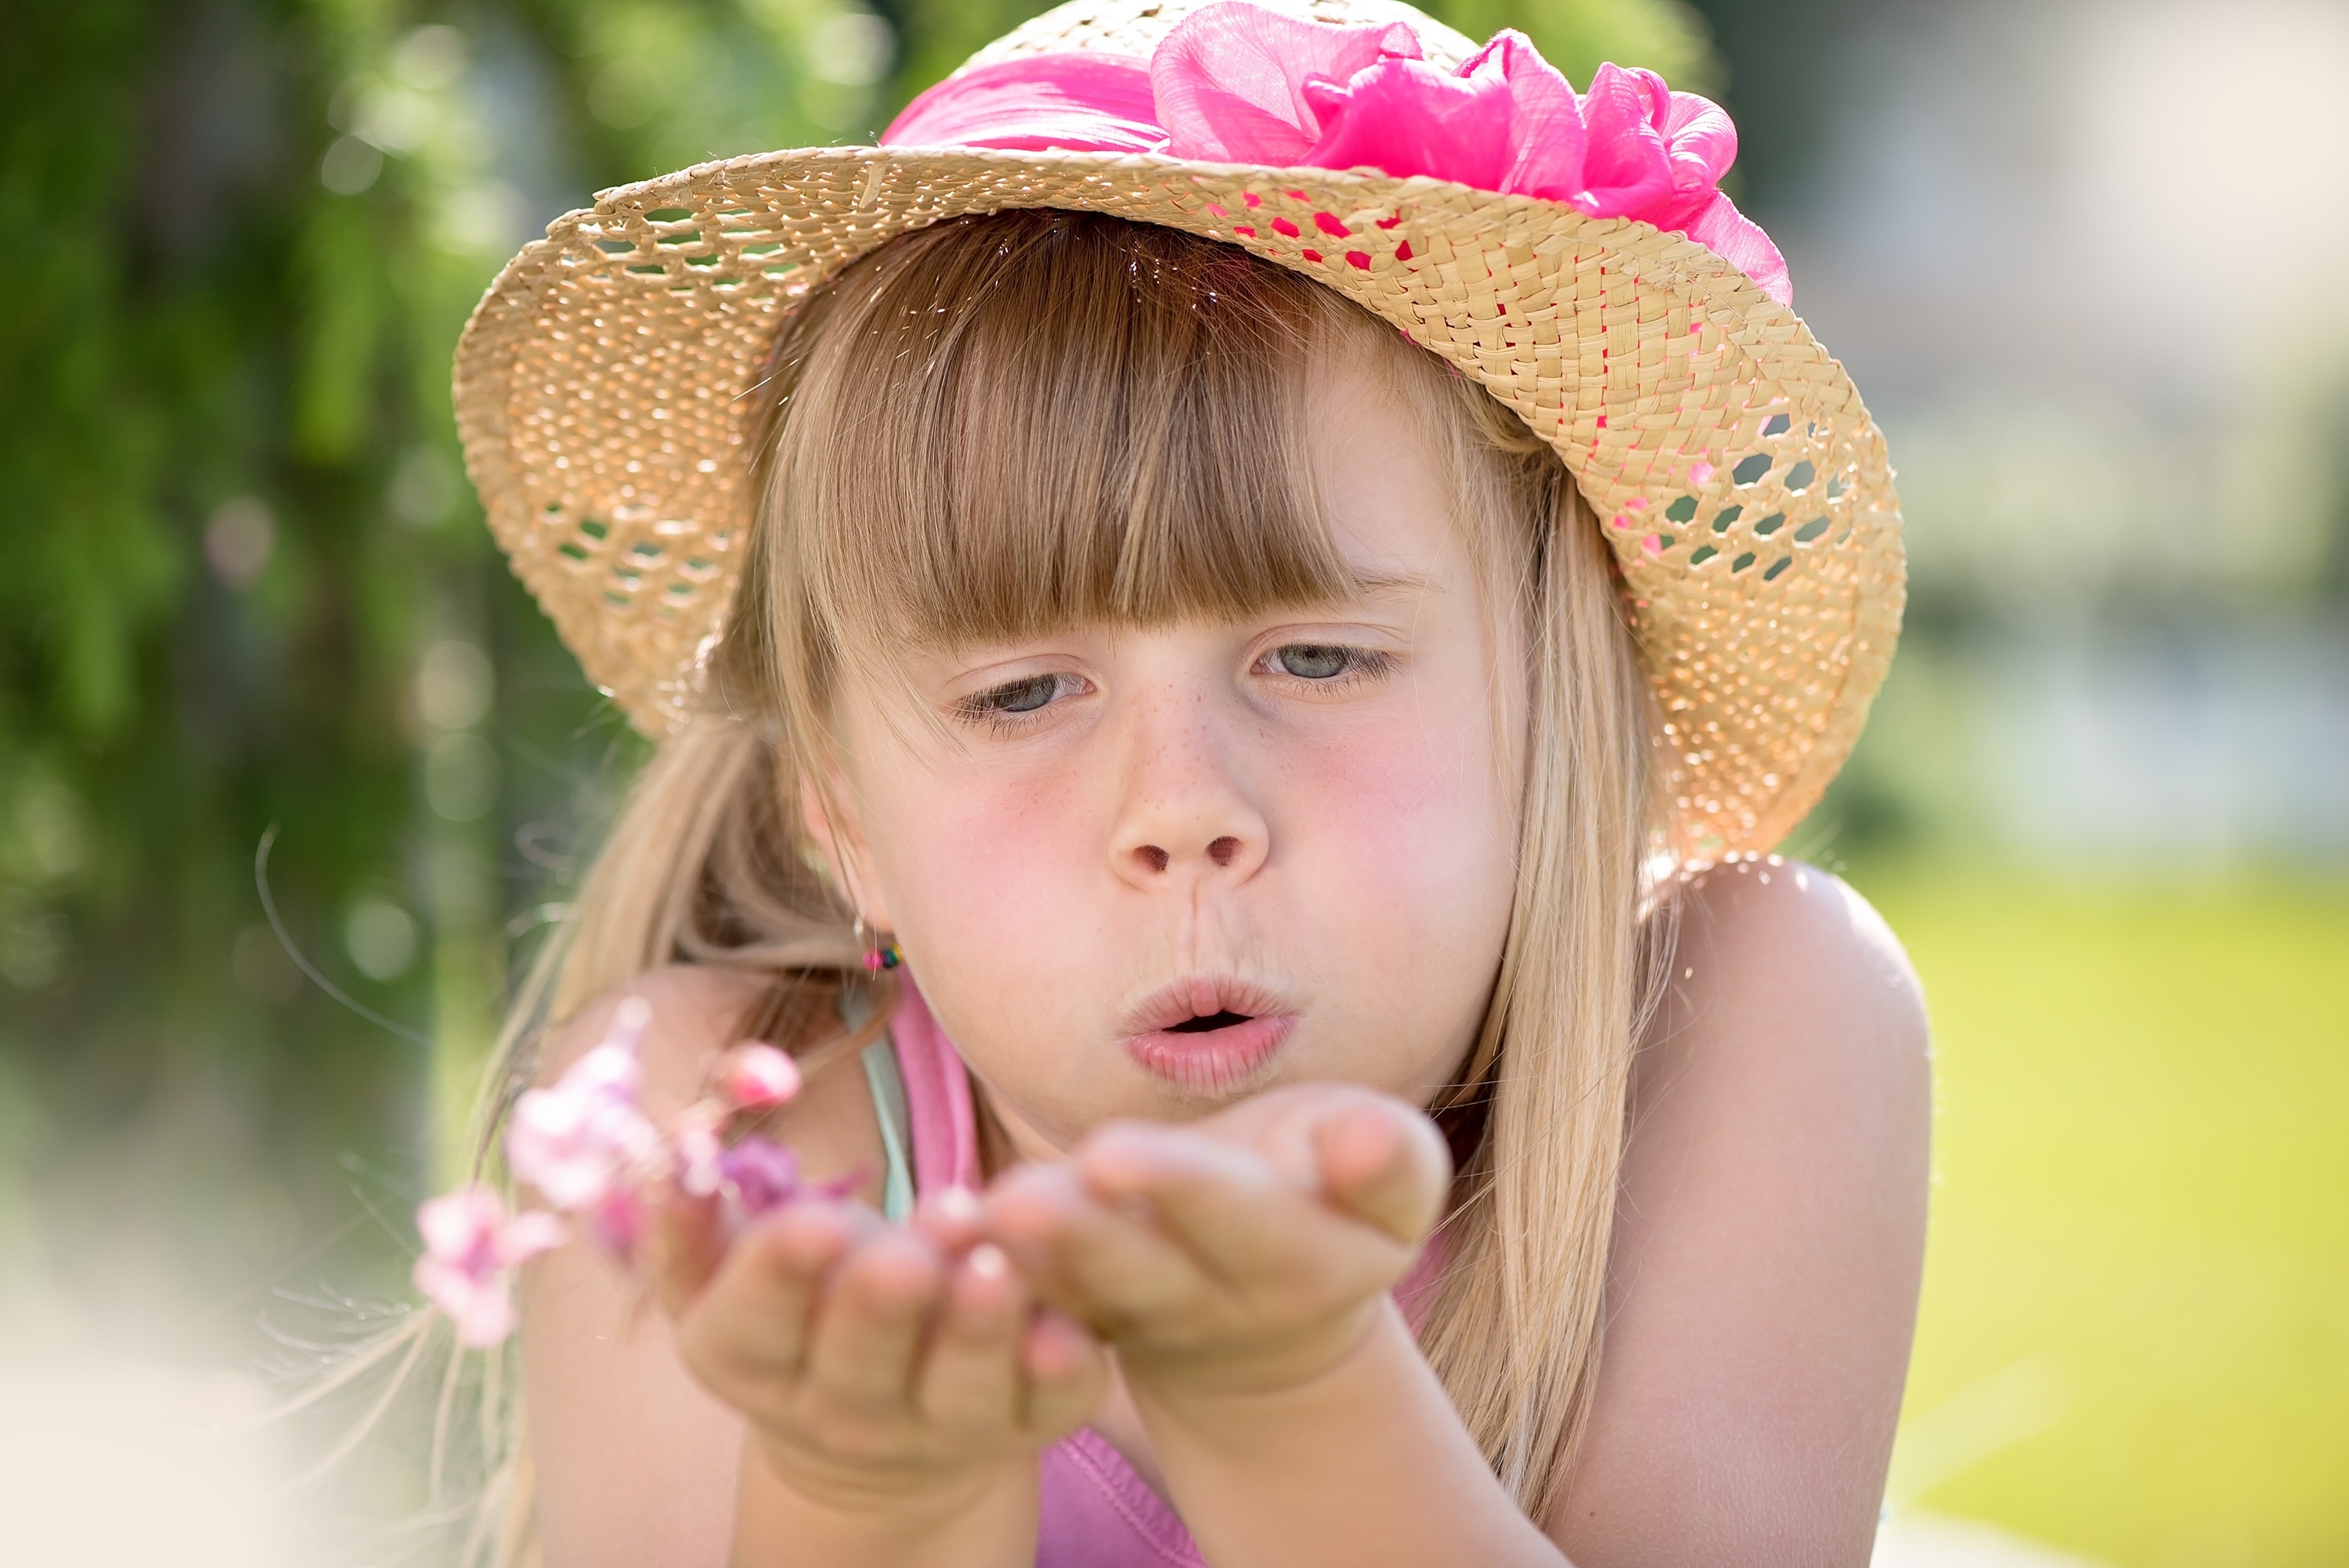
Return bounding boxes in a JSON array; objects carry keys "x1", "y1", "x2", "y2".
[{"x1": 453, "y1": 0, "x2": 1903, "y2": 856}]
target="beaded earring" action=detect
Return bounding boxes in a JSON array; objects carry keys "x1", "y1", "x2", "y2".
[{"x1": 853, "y1": 914, "x2": 901, "y2": 972}]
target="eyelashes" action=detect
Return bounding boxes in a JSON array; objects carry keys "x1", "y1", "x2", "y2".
[
  {"x1": 949, "y1": 643, "x2": 1395, "y2": 736},
  {"x1": 1261, "y1": 644, "x2": 1393, "y2": 685},
  {"x1": 954, "y1": 672, "x2": 1084, "y2": 734}
]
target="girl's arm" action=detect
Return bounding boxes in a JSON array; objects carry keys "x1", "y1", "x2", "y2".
[
  {"x1": 1545, "y1": 860, "x2": 1930, "y2": 1565},
  {"x1": 1125, "y1": 1296, "x2": 1567, "y2": 1565}
]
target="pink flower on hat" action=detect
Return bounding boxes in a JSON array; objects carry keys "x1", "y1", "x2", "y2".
[
  {"x1": 885, "y1": 0, "x2": 1788, "y2": 304},
  {"x1": 506, "y1": 996, "x2": 662, "y2": 1218},
  {"x1": 412, "y1": 1187, "x2": 567, "y2": 1348}
]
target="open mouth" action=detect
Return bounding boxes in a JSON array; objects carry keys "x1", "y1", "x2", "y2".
[
  {"x1": 1120, "y1": 980, "x2": 1294, "y2": 1098},
  {"x1": 1165, "y1": 1010, "x2": 1254, "y2": 1034}
]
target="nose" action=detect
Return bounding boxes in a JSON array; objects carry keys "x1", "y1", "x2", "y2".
[{"x1": 1108, "y1": 690, "x2": 1269, "y2": 892}]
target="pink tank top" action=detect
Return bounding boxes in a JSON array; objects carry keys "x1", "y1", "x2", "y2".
[{"x1": 886, "y1": 979, "x2": 1445, "y2": 1568}]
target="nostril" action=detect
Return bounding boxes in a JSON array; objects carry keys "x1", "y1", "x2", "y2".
[
  {"x1": 1137, "y1": 845, "x2": 1171, "y2": 874},
  {"x1": 1208, "y1": 836, "x2": 1240, "y2": 867}
]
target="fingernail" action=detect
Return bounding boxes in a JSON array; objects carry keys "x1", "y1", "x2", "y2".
[
  {"x1": 966, "y1": 1242, "x2": 1008, "y2": 1280},
  {"x1": 936, "y1": 1185, "x2": 981, "y2": 1223}
]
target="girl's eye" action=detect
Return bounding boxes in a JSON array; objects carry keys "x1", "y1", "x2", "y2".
[
  {"x1": 1273, "y1": 644, "x2": 1354, "y2": 679},
  {"x1": 958, "y1": 672, "x2": 1077, "y2": 724}
]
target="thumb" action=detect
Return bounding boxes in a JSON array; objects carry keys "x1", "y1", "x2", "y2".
[{"x1": 1312, "y1": 1094, "x2": 1450, "y2": 1245}]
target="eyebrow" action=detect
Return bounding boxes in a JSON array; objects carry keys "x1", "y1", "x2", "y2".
[{"x1": 1337, "y1": 568, "x2": 1440, "y2": 601}]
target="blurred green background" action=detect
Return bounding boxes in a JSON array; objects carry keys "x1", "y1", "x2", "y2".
[{"x1": 0, "y1": 1, "x2": 2341, "y2": 1564}]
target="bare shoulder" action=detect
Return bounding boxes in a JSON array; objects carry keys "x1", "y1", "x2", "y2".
[
  {"x1": 1546, "y1": 863, "x2": 1931, "y2": 1564},
  {"x1": 1651, "y1": 854, "x2": 1928, "y2": 1094}
]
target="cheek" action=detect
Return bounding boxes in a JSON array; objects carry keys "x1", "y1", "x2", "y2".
[
  {"x1": 861, "y1": 755, "x2": 1099, "y2": 953},
  {"x1": 1283, "y1": 683, "x2": 1520, "y2": 961}
]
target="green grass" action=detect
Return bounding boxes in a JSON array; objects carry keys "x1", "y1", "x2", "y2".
[{"x1": 1851, "y1": 869, "x2": 2349, "y2": 1568}]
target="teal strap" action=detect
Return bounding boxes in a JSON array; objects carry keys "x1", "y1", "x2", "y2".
[{"x1": 860, "y1": 1033, "x2": 915, "y2": 1224}]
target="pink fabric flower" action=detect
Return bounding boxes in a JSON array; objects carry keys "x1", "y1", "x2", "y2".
[
  {"x1": 412, "y1": 1187, "x2": 566, "y2": 1348},
  {"x1": 506, "y1": 996, "x2": 660, "y2": 1216},
  {"x1": 882, "y1": 0, "x2": 1789, "y2": 305},
  {"x1": 883, "y1": 51, "x2": 1164, "y2": 153},
  {"x1": 1288, "y1": 31, "x2": 1587, "y2": 204},
  {"x1": 1149, "y1": 6, "x2": 1421, "y2": 164}
]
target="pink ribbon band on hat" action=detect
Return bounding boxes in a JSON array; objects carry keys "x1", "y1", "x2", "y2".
[{"x1": 884, "y1": 0, "x2": 1790, "y2": 306}]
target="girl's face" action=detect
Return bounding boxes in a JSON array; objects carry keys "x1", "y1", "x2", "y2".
[{"x1": 821, "y1": 361, "x2": 1526, "y2": 1159}]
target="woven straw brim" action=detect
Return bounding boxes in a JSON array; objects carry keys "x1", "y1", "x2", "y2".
[{"x1": 453, "y1": 145, "x2": 1903, "y2": 856}]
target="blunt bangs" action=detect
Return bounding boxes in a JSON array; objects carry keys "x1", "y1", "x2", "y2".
[{"x1": 761, "y1": 209, "x2": 1384, "y2": 654}]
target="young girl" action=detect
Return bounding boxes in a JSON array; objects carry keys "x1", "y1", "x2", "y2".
[{"x1": 449, "y1": 2, "x2": 1929, "y2": 1563}]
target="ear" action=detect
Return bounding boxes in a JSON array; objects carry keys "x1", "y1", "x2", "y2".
[{"x1": 798, "y1": 764, "x2": 895, "y2": 933}]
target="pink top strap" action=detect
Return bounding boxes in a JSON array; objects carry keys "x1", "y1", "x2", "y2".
[{"x1": 887, "y1": 978, "x2": 983, "y2": 1195}]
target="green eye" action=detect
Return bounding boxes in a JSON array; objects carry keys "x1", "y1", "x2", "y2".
[{"x1": 1276, "y1": 645, "x2": 1350, "y2": 679}]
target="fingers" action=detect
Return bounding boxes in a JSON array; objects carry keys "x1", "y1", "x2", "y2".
[
  {"x1": 1077, "y1": 1123, "x2": 1312, "y2": 1281},
  {"x1": 911, "y1": 1184, "x2": 986, "y2": 1252},
  {"x1": 1019, "y1": 1310, "x2": 1106, "y2": 1439},
  {"x1": 673, "y1": 1200, "x2": 862, "y2": 1390},
  {"x1": 1180, "y1": 1085, "x2": 1452, "y2": 1245},
  {"x1": 983, "y1": 1159, "x2": 1205, "y2": 1322},
  {"x1": 915, "y1": 1242, "x2": 1024, "y2": 1432},
  {"x1": 1310, "y1": 1096, "x2": 1451, "y2": 1244},
  {"x1": 800, "y1": 1224, "x2": 945, "y2": 1416}
]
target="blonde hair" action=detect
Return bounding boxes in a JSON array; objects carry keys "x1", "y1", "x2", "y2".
[{"x1": 497, "y1": 209, "x2": 1664, "y2": 1536}]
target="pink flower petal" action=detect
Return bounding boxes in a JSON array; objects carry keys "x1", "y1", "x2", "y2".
[
  {"x1": 1661, "y1": 91, "x2": 1737, "y2": 204},
  {"x1": 499, "y1": 1209, "x2": 569, "y2": 1266},
  {"x1": 413, "y1": 1185, "x2": 561, "y2": 1347},
  {"x1": 1153, "y1": 1, "x2": 1420, "y2": 162},
  {"x1": 884, "y1": 52, "x2": 1163, "y2": 152},
  {"x1": 416, "y1": 1188, "x2": 501, "y2": 1265},
  {"x1": 584, "y1": 1187, "x2": 642, "y2": 1255},
  {"x1": 505, "y1": 1000, "x2": 659, "y2": 1213},
  {"x1": 721, "y1": 1043, "x2": 803, "y2": 1109},
  {"x1": 1463, "y1": 31, "x2": 1587, "y2": 200},
  {"x1": 1300, "y1": 53, "x2": 1514, "y2": 189},
  {"x1": 720, "y1": 1137, "x2": 806, "y2": 1217},
  {"x1": 1572, "y1": 63, "x2": 1673, "y2": 218},
  {"x1": 1686, "y1": 190, "x2": 1792, "y2": 305}
]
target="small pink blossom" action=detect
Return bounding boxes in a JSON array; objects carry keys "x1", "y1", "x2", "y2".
[
  {"x1": 720, "y1": 1042, "x2": 803, "y2": 1110},
  {"x1": 412, "y1": 1187, "x2": 566, "y2": 1348},
  {"x1": 507, "y1": 996, "x2": 661, "y2": 1217},
  {"x1": 416, "y1": 997, "x2": 843, "y2": 1343},
  {"x1": 719, "y1": 1136, "x2": 808, "y2": 1217}
]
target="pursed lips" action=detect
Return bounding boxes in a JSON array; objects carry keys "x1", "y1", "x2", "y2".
[{"x1": 1117, "y1": 973, "x2": 1297, "y2": 1098}]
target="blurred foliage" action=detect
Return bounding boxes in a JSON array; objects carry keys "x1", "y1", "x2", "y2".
[{"x1": 0, "y1": 0, "x2": 1716, "y2": 1339}]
